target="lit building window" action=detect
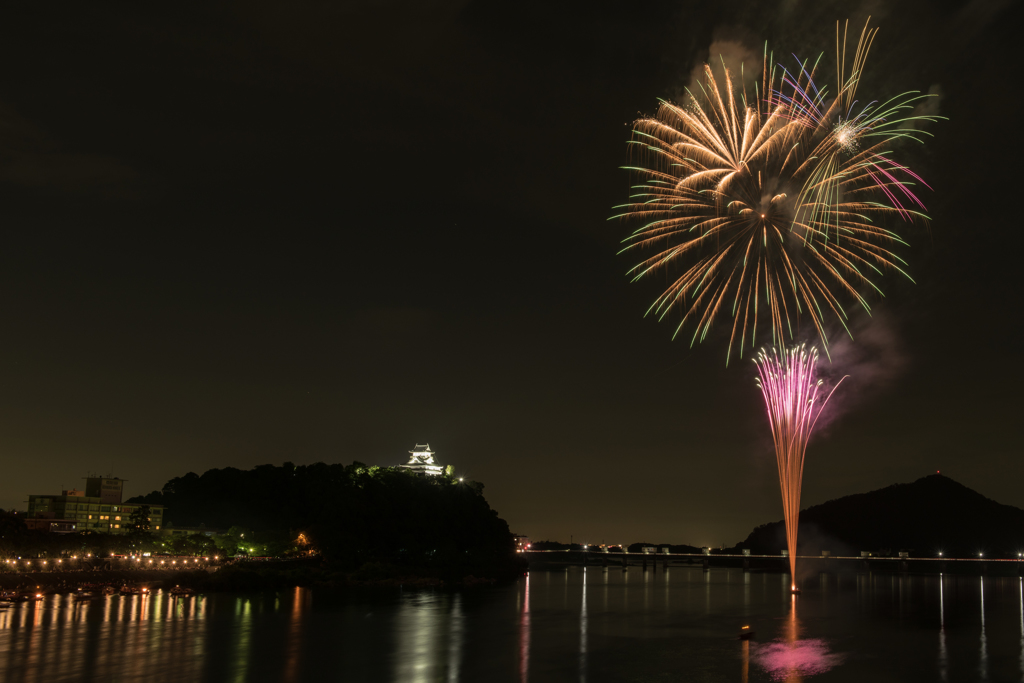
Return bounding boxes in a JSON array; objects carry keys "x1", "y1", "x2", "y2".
[
  {"x1": 115, "y1": 516, "x2": 120, "y2": 521},
  {"x1": 114, "y1": 524, "x2": 120, "y2": 529},
  {"x1": 155, "y1": 526, "x2": 160, "y2": 530}
]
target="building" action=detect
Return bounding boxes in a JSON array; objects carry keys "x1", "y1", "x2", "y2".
[
  {"x1": 160, "y1": 524, "x2": 223, "y2": 539},
  {"x1": 24, "y1": 518, "x2": 77, "y2": 533},
  {"x1": 26, "y1": 477, "x2": 166, "y2": 534},
  {"x1": 398, "y1": 443, "x2": 445, "y2": 477}
]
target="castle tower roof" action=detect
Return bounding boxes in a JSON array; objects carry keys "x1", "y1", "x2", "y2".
[{"x1": 399, "y1": 443, "x2": 444, "y2": 476}]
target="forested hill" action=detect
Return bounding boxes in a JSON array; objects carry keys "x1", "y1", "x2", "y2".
[
  {"x1": 737, "y1": 474, "x2": 1024, "y2": 557},
  {"x1": 128, "y1": 463, "x2": 513, "y2": 564}
]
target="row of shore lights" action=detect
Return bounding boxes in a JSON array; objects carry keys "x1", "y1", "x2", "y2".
[
  {"x1": 935, "y1": 552, "x2": 1024, "y2": 558},
  {"x1": 5, "y1": 556, "x2": 219, "y2": 566}
]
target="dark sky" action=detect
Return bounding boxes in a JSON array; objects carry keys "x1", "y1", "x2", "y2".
[{"x1": 0, "y1": 0, "x2": 1020, "y2": 547}]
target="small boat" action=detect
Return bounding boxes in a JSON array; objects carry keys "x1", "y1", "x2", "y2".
[
  {"x1": 738, "y1": 625, "x2": 756, "y2": 640},
  {"x1": 169, "y1": 586, "x2": 195, "y2": 597},
  {"x1": 73, "y1": 591, "x2": 98, "y2": 602}
]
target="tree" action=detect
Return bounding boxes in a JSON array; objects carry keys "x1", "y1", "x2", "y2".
[
  {"x1": 124, "y1": 505, "x2": 156, "y2": 553},
  {"x1": 126, "y1": 461, "x2": 515, "y2": 565},
  {"x1": 169, "y1": 533, "x2": 217, "y2": 556},
  {"x1": 128, "y1": 505, "x2": 152, "y2": 533},
  {"x1": 0, "y1": 510, "x2": 27, "y2": 556}
]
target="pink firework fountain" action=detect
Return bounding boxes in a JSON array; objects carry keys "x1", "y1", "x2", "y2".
[{"x1": 754, "y1": 345, "x2": 845, "y2": 592}]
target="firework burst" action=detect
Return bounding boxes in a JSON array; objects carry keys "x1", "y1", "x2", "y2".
[
  {"x1": 754, "y1": 344, "x2": 844, "y2": 589},
  {"x1": 614, "y1": 20, "x2": 939, "y2": 363}
]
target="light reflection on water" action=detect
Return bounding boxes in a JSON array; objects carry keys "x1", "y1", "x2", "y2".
[
  {"x1": 579, "y1": 568, "x2": 587, "y2": 683},
  {"x1": 749, "y1": 595, "x2": 844, "y2": 682},
  {"x1": 1020, "y1": 579, "x2": 1024, "y2": 679},
  {"x1": 939, "y1": 574, "x2": 948, "y2": 682},
  {"x1": 391, "y1": 590, "x2": 466, "y2": 682},
  {"x1": 1, "y1": 570, "x2": 1024, "y2": 681},
  {"x1": 980, "y1": 576, "x2": 988, "y2": 681}
]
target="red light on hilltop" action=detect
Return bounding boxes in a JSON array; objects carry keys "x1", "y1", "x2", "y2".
[{"x1": 937, "y1": 470, "x2": 940, "y2": 474}]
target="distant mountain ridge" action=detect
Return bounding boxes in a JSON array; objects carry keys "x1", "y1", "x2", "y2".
[{"x1": 735, "y1": 474, "x2": 1024, "y2": 558}]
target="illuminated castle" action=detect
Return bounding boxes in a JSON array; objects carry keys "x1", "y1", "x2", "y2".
[{"x1": 399, "y1": 443, "x2": 445, "y2": 477}]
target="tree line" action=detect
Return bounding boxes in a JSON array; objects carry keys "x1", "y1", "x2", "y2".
[{"x1": 128, "y1": 462, "x2": 514, "y2": 568}]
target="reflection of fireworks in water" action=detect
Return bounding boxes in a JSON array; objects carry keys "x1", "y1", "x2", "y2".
[
  {"x1": 616, "y1": 20, "x2": 939, "y2": 363},
  {"x1": 750, "y1": 596, "x2": 844, "y2": 681},
  {"x1": 754, "y1": 639, "x2": 844, "y2": 681},
  {"x1": 754, "y1": 344, "x2": 844, "y2": 589}
]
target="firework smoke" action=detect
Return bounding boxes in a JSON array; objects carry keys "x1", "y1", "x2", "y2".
[{"x1": 754, "y1": 344, "x2": 844, "y2": 589}]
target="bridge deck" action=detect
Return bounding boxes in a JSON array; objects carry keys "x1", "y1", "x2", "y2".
[{"x1": 525, "y1": 550, "x2": 1021, "y2": 562}]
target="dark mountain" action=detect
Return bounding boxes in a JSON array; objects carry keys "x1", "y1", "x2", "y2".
[
  {"x1": 735, "y1": 474, "x2": 1024, "y2": 558},
  {"x1": 128, "y1": 462, "x2": 514, "y2": 567}
]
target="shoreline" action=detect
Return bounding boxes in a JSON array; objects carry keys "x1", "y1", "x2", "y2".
[
  {"x1": 0, "y1": 556, "x2": 528, "y2": 592},
  {"x1": 0, "y1": 568, "x2": 204, "y2": 591}
]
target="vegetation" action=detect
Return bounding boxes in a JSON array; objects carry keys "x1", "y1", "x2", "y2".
[
  {"x1": 0, "y1": 462, "x2": 520, "y2": 586},
  {"x1": 127, "y1": 462, "x2": 518, "y2": 578}
]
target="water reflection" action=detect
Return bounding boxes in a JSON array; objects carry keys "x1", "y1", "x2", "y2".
[
  {"x1": 579, "y1": 568, "x2": 588, "y2": 683},
  {"x1": 448, "y1": 593, "x2": 463, "y2": 683},
  {"x1": 939, "y1": 575, "x2": 948, "y2": 682},
  {"x1": 284, "y1": 587, "x2": 308, "y2": 682},
  {"x1": 519, "y1": 574, "x2": 530, "y2": 683},
  {"x1": 752, "y1": 596, "x2": 843, "y2": 681},
  {"x1": 979, "y1": 577, "x2": 988, "y2": 681},
  {"x1": 7, "y1": 571, "x2": 1024, "y2": 682},
  {"x1": 392, "y1": 591, "x2": 466, "y2": 682},
  {"x1": 0, "y1": 590, "x2": 215, "y2": 682},
  {"x1": 233, "y1": 597, "x2": 253, "y2": 682}
]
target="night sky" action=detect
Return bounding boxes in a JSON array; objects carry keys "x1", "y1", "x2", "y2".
[{"x1": 0, "y1": 0, "x2": 1020, "y2": 547}]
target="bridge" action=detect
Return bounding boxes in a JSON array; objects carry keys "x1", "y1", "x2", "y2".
[{"x1": 524, "y1": 550, "x2": 1024, "y2": 576}]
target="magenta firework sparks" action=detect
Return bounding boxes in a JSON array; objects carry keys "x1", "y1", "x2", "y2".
[{"x1": 754, "y1": 345, "x2": 845, "y2": 590}]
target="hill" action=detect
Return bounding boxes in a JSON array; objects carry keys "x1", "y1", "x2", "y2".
[
  {"x1": 735, "y1": 474, "x2": 1024, "y2": 558},
  {"x1": 128, "y1": 462, "x2": 516, "y2": 573}
]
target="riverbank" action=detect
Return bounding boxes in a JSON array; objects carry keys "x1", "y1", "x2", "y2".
[
  {"x1": 0, "y1": 569, "x2": 200, "y2": 591},
  {"x1": 173, "y1": 555, "x2": 529, "y2": 591},
  {"x1": 0, "y1": 555, "x2": 528, "y2": 593}
]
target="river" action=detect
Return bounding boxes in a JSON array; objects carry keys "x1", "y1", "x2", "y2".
[{"x1": 1, "y1": 567, "x2": 1021, "y2": 681}]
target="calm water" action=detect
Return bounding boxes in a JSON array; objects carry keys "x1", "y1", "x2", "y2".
[{"x1": 2, "y1": 568, "x2": 1023, "y2": 682}]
